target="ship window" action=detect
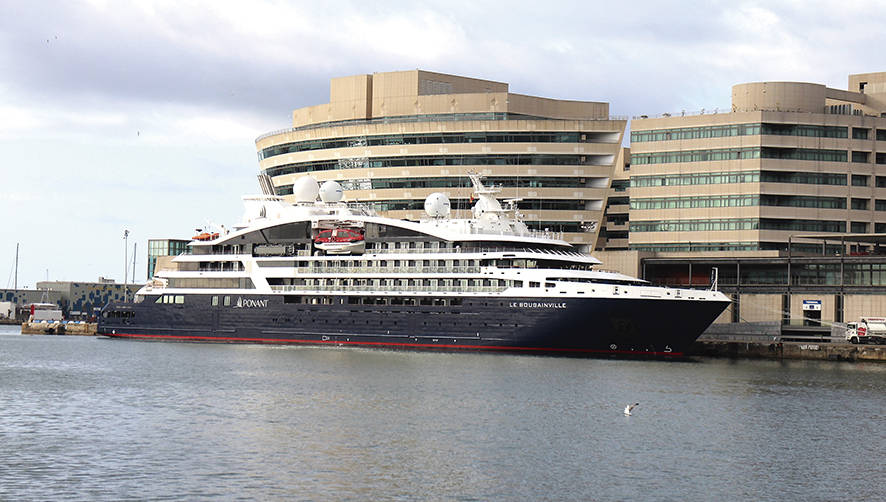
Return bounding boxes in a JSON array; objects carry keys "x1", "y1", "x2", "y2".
[
  {"x1": 514, "y1": 281, "x2": 524, "y2": 287},
  {"x1": 545, "y1": 282, "x2": 555, "y2": 288},
  {"x1": 451, "y1": 298, "x2": 463, "y2": 306},
  {"x1": 224, "y1": 296, "x2": 231, "y2": 306},
  {"x1": 155, "y1": 296, "x2": 163, "y2": 303},
  {"x1": 174, "y1": 296, "x2": 184, "y2": 304},
  {"x1": 212, "y1": 296, "x2": 219, "y2": 306},
  {"x1": 530, "y1": 281, "x2": 540, "y2": 288}
]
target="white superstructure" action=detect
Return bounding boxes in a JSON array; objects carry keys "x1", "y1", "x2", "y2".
[{"x1": 137, "y1": 174, "x2": 727, "y2": 308}]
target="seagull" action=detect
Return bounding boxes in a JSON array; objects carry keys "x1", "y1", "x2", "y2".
[{"x1": 624, "y1": 403, "x2": 639, "y2": 416}]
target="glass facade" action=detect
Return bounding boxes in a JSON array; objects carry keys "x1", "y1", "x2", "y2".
[
  {"x1": 147, "y1": 239, "x2": 190, "y2": 280},
  {"x1": 632, "y1": 147, "x2": 848, "y2": 165},
  {"x1": 631, "y1": 123, "x2": 848, "y2": 142},
  {"x1": 266, "y1": 154, "x2": 599, "y2": 178},
  {"x1": 646, "y1": 261, "x2": 886, "y2": 287},
  {"x1": 260, "y1": 131, "x2": 592, "y2": 161},
  {"x1": 274, "y1": 112, "x2": 566, "y2": 136},
  {"x1": 630, "y1": 170, "x2": 848, "y2": 187},
  {"x1": 631, "y1": 195, "x2": 847, "y2": 210},
  {"x1": 630, "y1": 218, "x2": 846, "y2": 233},
  {"x1": 276, "y1": 176, "x2": 590, "y2": 195}
]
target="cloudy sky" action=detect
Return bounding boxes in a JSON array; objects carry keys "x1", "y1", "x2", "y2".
[{"x1": 0, "y1": 0, "x2": 881, "y2": 288}]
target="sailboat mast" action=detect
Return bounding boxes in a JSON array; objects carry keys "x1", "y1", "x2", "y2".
[
  {"x1": 14, "y1": 243, "x2": 18, "y2": 290},
  {"x1": 132, "y1": 242, "x2": 137, "y2": 283}
]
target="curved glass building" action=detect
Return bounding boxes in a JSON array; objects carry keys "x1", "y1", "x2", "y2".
[{"x1": 255, "y1": 70, "x2": 626, "y2": 252}]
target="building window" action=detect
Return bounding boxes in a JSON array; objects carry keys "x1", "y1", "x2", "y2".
[
  {"x1": 852, "y1": 174, "x2": 869, "y2": 186},
  {"x1": 852, "y1": 128, "x2": 870, "y2": 140},
  {"x1": 851, "y1": 198, "x2": 869, "y2": 210},
  {"x1": 852, "y1": 152, "x2": 870, "y2": 163},
  {"x1": 851, "y1": 222, "x2": 869, "y2": 233},
  {"x1": 877, "y1": 129, "x2": 886, "y2": 141}
]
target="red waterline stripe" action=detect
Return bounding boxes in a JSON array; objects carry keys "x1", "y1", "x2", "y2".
[{"x1": 103, "y1": 332, "x2": 684, "y2": 357}]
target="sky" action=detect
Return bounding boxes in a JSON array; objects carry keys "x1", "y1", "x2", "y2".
[{"x1": 0, "y1": 0, "x2": 883, "y2": 288}]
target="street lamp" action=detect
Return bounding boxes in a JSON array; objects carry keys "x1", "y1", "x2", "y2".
[{"x1": 124, "y1": 229, "x2": 130, "y2": 303}]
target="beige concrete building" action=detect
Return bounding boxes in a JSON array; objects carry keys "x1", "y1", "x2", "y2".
[
  {"x1": 630, "y1": 72, "x2": 886, "y2": 253},
  {"x1": 628, "y1": 72, "x2": 886, "y2": 331},
  {"x1": 255, "y1": 70, "x2": 627, "y2": 251},
  {"x1": 598, "y1": 147, "x2": 630, "y2": 250}
]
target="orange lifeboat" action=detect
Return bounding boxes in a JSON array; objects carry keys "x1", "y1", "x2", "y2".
[{"x1": 192, "y1": 231, "x2": 221, "y2": 241}]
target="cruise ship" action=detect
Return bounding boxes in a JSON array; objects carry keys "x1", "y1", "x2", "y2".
[{"x1": 99, "y1": 174, "x2": 731, "y2": 357}]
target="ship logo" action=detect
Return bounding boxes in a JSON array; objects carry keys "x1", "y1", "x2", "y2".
[{"x1": 232, "y1": 297, "x2": 268, "y2": 308}]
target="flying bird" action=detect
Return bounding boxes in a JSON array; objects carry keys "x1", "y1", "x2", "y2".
[{"x1": 623, "y1": 403, "x2": 639, "y2": 416}]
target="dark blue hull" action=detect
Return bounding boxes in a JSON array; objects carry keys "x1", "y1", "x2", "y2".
[{"x1": 99, "y1": 294, "x2": 729, "y2": 357}]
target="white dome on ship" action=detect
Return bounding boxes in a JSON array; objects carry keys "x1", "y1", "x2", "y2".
[
  {"x1": 293, "y1": 176, "x2": 320, "y2": 202},
  {"x1": 424, "y1": 193, "x2": 451, "y2": 218},
  {"x1": 319, "y1": 180, "x2": 344, "y2": 203}
]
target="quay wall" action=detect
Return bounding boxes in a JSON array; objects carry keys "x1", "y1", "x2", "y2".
[{"x1": 692, "y1": 341, "x2": 886, "y2": 362}]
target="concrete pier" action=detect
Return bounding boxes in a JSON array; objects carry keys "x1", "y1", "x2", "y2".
[{"x1": 20, "y1": 321, "x2": 97, "y2": 336}]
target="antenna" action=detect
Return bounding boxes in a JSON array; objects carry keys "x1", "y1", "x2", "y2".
[{"x1": 123, "y1": 229, "x2": 130, "y2": 303}]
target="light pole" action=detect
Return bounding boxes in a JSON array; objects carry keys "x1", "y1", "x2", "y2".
[{"x1": 124, "y1": 229, "x2": 130, "y2": 303}]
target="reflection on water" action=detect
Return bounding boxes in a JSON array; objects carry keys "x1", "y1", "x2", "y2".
[{"x1": 1, "y1": 327, "x2": 883, "y2": 501}]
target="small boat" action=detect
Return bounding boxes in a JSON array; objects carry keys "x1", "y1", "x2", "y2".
[
  {"x1": 314, "y1": 227, "x2": 365, "y2": 255},
  {"x1": 192, "y1": 232, "x2": 220, "y2": 241}
]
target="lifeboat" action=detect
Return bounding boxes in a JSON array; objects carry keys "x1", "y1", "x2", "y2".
[
  {"x1": 192, "y1": 232, "x2": 220, "y2": 241},
  {"x1": 314, "y1": 227, "x2": 365, "y2": 255}
]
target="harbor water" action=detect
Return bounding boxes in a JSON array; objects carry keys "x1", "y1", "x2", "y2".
[{"x1": 2, "y1": 325, "x2": 883, "y2": 501}]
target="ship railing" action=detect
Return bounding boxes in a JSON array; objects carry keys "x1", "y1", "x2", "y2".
[
  {"x1": 361, "y1": 246, "x2": 576, "y2": 255},
  {"x1": 270, "y1": 285, "x2": 504, "y2": 294},
  {"x1": 297, "y1": 246, "x2": 585, "y2": 257},
  {"x1": 300, "y1": 266, "x2": 483, "y2": 274},
  {"x1": 466, "y1": 227, "x2": 564, "y2": 240}
]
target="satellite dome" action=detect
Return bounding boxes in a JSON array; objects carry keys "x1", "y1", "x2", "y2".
[
  {"x1": 319, "y1": 180, "x2": 344, "y2": 203},
  {"x1": 292, "y1": 176, "x2": 320, "y2": 202},
  {"x1": 424, "y1": 193, "x2": 451, "y2": 218}
]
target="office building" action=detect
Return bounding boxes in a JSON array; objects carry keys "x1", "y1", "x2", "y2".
[
  {"x1": 629, "y1": 72, "x2": 886, "y2": 253},
  {"x1": 628, "y1": 72, "x2": 886, "y2": 331},
  {"x1": 255, "y1": 70, "x2": 627, "y2": 251}
]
